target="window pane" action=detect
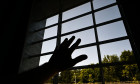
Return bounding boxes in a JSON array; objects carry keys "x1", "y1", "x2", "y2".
[
  {"x1": 63, "y1": 2, "x2": 91, "y2": 21},
  {"x1": 103, "y1": 64, "x2": 139, "y2": 83},
  {"x1": 43, "y1": 26, "x2": 57, "y2": 39},
  {"x1": 72, "y1": 46, "x2": 98, "y2": 66},
  {"x1": 39, "y1": 54, "x2": 52, "y2": 66},
  {"x1": 97, "y1": 21, "x2": 127, "y2": 41},
  {"x1": 93, "y1": 0, "x2": 116, "y2": 9},
  {"x1": 100, "y1": 40, "x2": 133, "y2": 63},
  {"x1": 95, "y1": 6, "x2": 121, "y2": 24},
  {"x1": 61, "y1": 29, "x2": 96, "y2": 46},
  {"x1": 58, "y1": 68, "x2": 101, "y2": 83},
  {"x1": 45, "y1": 14, "x2": 58, "y2": 26},
  {"x1": 62, "y1": 14, "x2": 93, "y2": 34},
  {"x1": 41, "y1": 39, "x2": 56, "y2": 53}
]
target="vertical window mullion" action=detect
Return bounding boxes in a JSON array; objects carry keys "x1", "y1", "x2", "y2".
[
  {"x1": 90, "y1": 0, "x2": 105, "y2": 84},
  {"x1": 54, "y1": 3, "x2": 63, "y2": 84},
  {"x1": 56, "y1": 13, "x2": 62, "y2": 46}
]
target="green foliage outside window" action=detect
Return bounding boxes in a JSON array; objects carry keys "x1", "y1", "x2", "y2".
[{"x1": 46, "y1": 50, "x2": 139, "y2": 83}]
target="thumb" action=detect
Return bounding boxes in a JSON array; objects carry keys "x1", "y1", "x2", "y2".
[{"x1": 73, "y1": 54, "x2": 88, "y2": 65}]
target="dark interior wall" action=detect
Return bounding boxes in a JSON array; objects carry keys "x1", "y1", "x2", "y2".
[
  {"x1": 118, "y1": 0, "x2": 140, "y2": 67},
  {"x1": 1, "y1": 0, "x2": 140, "y2": 81},
  {"x1": 118, "y1": 0, "x2": 140, "y2": 47},
  {"x1": 1, "y1": 0, "x2": 33, "y2": 78}
]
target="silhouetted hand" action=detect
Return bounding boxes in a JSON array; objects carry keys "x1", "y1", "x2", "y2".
[
  {"x1": 16, "y1": 36, "x2": 87, "y2": 84},
  {"x1": 48, "y1": 36, "x2": 87, "y2": 72}
]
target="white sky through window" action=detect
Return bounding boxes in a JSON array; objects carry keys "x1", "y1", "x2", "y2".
[
  {"x1": 39, "y1": 0, "x2": 132, "y2": 66},
  {"x1": 63, "y1": 2, "x2": 91, "y2": 21}
]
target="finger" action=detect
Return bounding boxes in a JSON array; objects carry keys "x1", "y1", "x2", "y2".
[
  {"x1": 61, "y1": 38, "x2": 68, "y2": 47},
  {"x1": 66, "y1": 36, "x2": 75, "y2": 48},
  {"x1": 69, "y1": 38, "x2": 81, "y2": 54},
  {"x1": 54, "y1": 38, "x2": 68, "y2": 53},
  {"x1": 73, "y1": 54, "x2": 88, "y2": 65}
]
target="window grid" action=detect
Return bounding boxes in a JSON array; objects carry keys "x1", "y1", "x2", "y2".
[
  {"x1": 31, "y1": 0, "x2": 136, "y2": 68},
  {"x1": 30, "y1": 0, "x2": 136, "y2": 66},
  {"x1": 30, "y1": 0, "x2": 138, "y2": 84}
]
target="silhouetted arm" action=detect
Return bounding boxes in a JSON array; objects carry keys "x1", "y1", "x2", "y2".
[{"x1": 16, "y1": 36, "x2": 87, "y2": 84}]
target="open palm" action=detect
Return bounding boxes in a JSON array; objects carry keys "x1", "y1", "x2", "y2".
[{"x1": 49, "y1": 36, "x2": 87, "y2": 72}]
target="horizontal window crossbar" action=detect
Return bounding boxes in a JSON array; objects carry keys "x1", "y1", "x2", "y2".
[
  {"x1": 30, "y1": 36, "x2": 128, "y2": 58},
  {"x1": 62, "y1": 11, "x2": 92, "y2": 24},
  {"x1": 61, "y1": 25, "x2": 94, "y2": 37},
  {"x1": 94, "y1": 2, "x2": 117, "y2": 12},
  {"x1": 77, "y1": 42, "x2": 97, "y2": 49},
  {"x1": 34, "y1": 23, "x2": 59, "y2": 32},
  {"x1": 77, "y1": 36, "x2": 128, "y2": 49},
  {"x1": 99, "y1": 36, "x2": 128, "y2": 45},
  {"x1": 96, "y1": 17, "x2": 122, "y2": 27},
  {"x1": 31, "y1": 36, "x2": 57, "y2": 45},
  {"x1": 29, "y1": 51, "x2": 54, "y2": 58},
  {"x1": 69, "y1": 61, "x2": 137, "y2": 70}
]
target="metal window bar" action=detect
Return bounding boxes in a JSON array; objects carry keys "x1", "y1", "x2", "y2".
[
  {"x1": 34, "y1": 23, "x2": 59, "y2": 32},
  {"x1": 94, "y1": 2, "x2": 117, "y2": 12},
  {"x1": 90, "y1": 0, "x2": 105, "y2": 83}
]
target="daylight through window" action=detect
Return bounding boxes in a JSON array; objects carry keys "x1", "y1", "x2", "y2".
[{"x1": 30, "y1": 0, "x2": 139, "y2": 83}]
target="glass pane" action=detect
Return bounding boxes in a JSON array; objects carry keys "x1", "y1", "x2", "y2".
[
  {"x1": 39, "y1": 54, "x2": 52, "y2": 66},
  {"x1": 103, "y1": 64, "x2": 139, "y2": 83},
  {"x1": 41, "y1": 39, "x2": 56, "y2": 53},
  {"x1": 97, "y1": 21, "x2": 127, "y2": 41},
  {"x1": 43, "y1": 26, "x2": 57, "y2": 39},
  {"x1": 61, "y1": 29, "x2": 96, "y2": 46},
  {"x1": 45, "y1": 14, "x2": 58, "y2": 26},
  {"x1": 62, "y1": 14, "x2": 93, "y2": 34},
  {"x1": 63, "y1": 2, "x2": 91, "y2": 21},
  {"x1": 93, "y1": 0, "x2": 116, "y2": 9},
  {"x1": 95, "y1": 6, "x2": 121, "y2": 24},
  {"x1": 58, "y1": 68, "x2": 101, "y2": 83},
  {"x1": 100, "y1": 40, "x2": 133, "y2": 63},
  {"x1": 72, "y1": 46, "x2": 98, "y2": 66}
]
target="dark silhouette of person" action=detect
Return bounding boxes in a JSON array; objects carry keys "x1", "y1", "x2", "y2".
[{"x1": 16, "y1": 36, "x2": 87, "y2": 84}]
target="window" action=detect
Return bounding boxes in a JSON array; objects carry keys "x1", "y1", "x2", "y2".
[
  {"x1": 62, "y1": 2, "x2": 91, "y2": 21},
  {"x1": 62, "y1": 14, "x2": 93, "y2": 34},
  {"x1": 30, "y1": 0, "x2": 139, "y2": 83}
]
